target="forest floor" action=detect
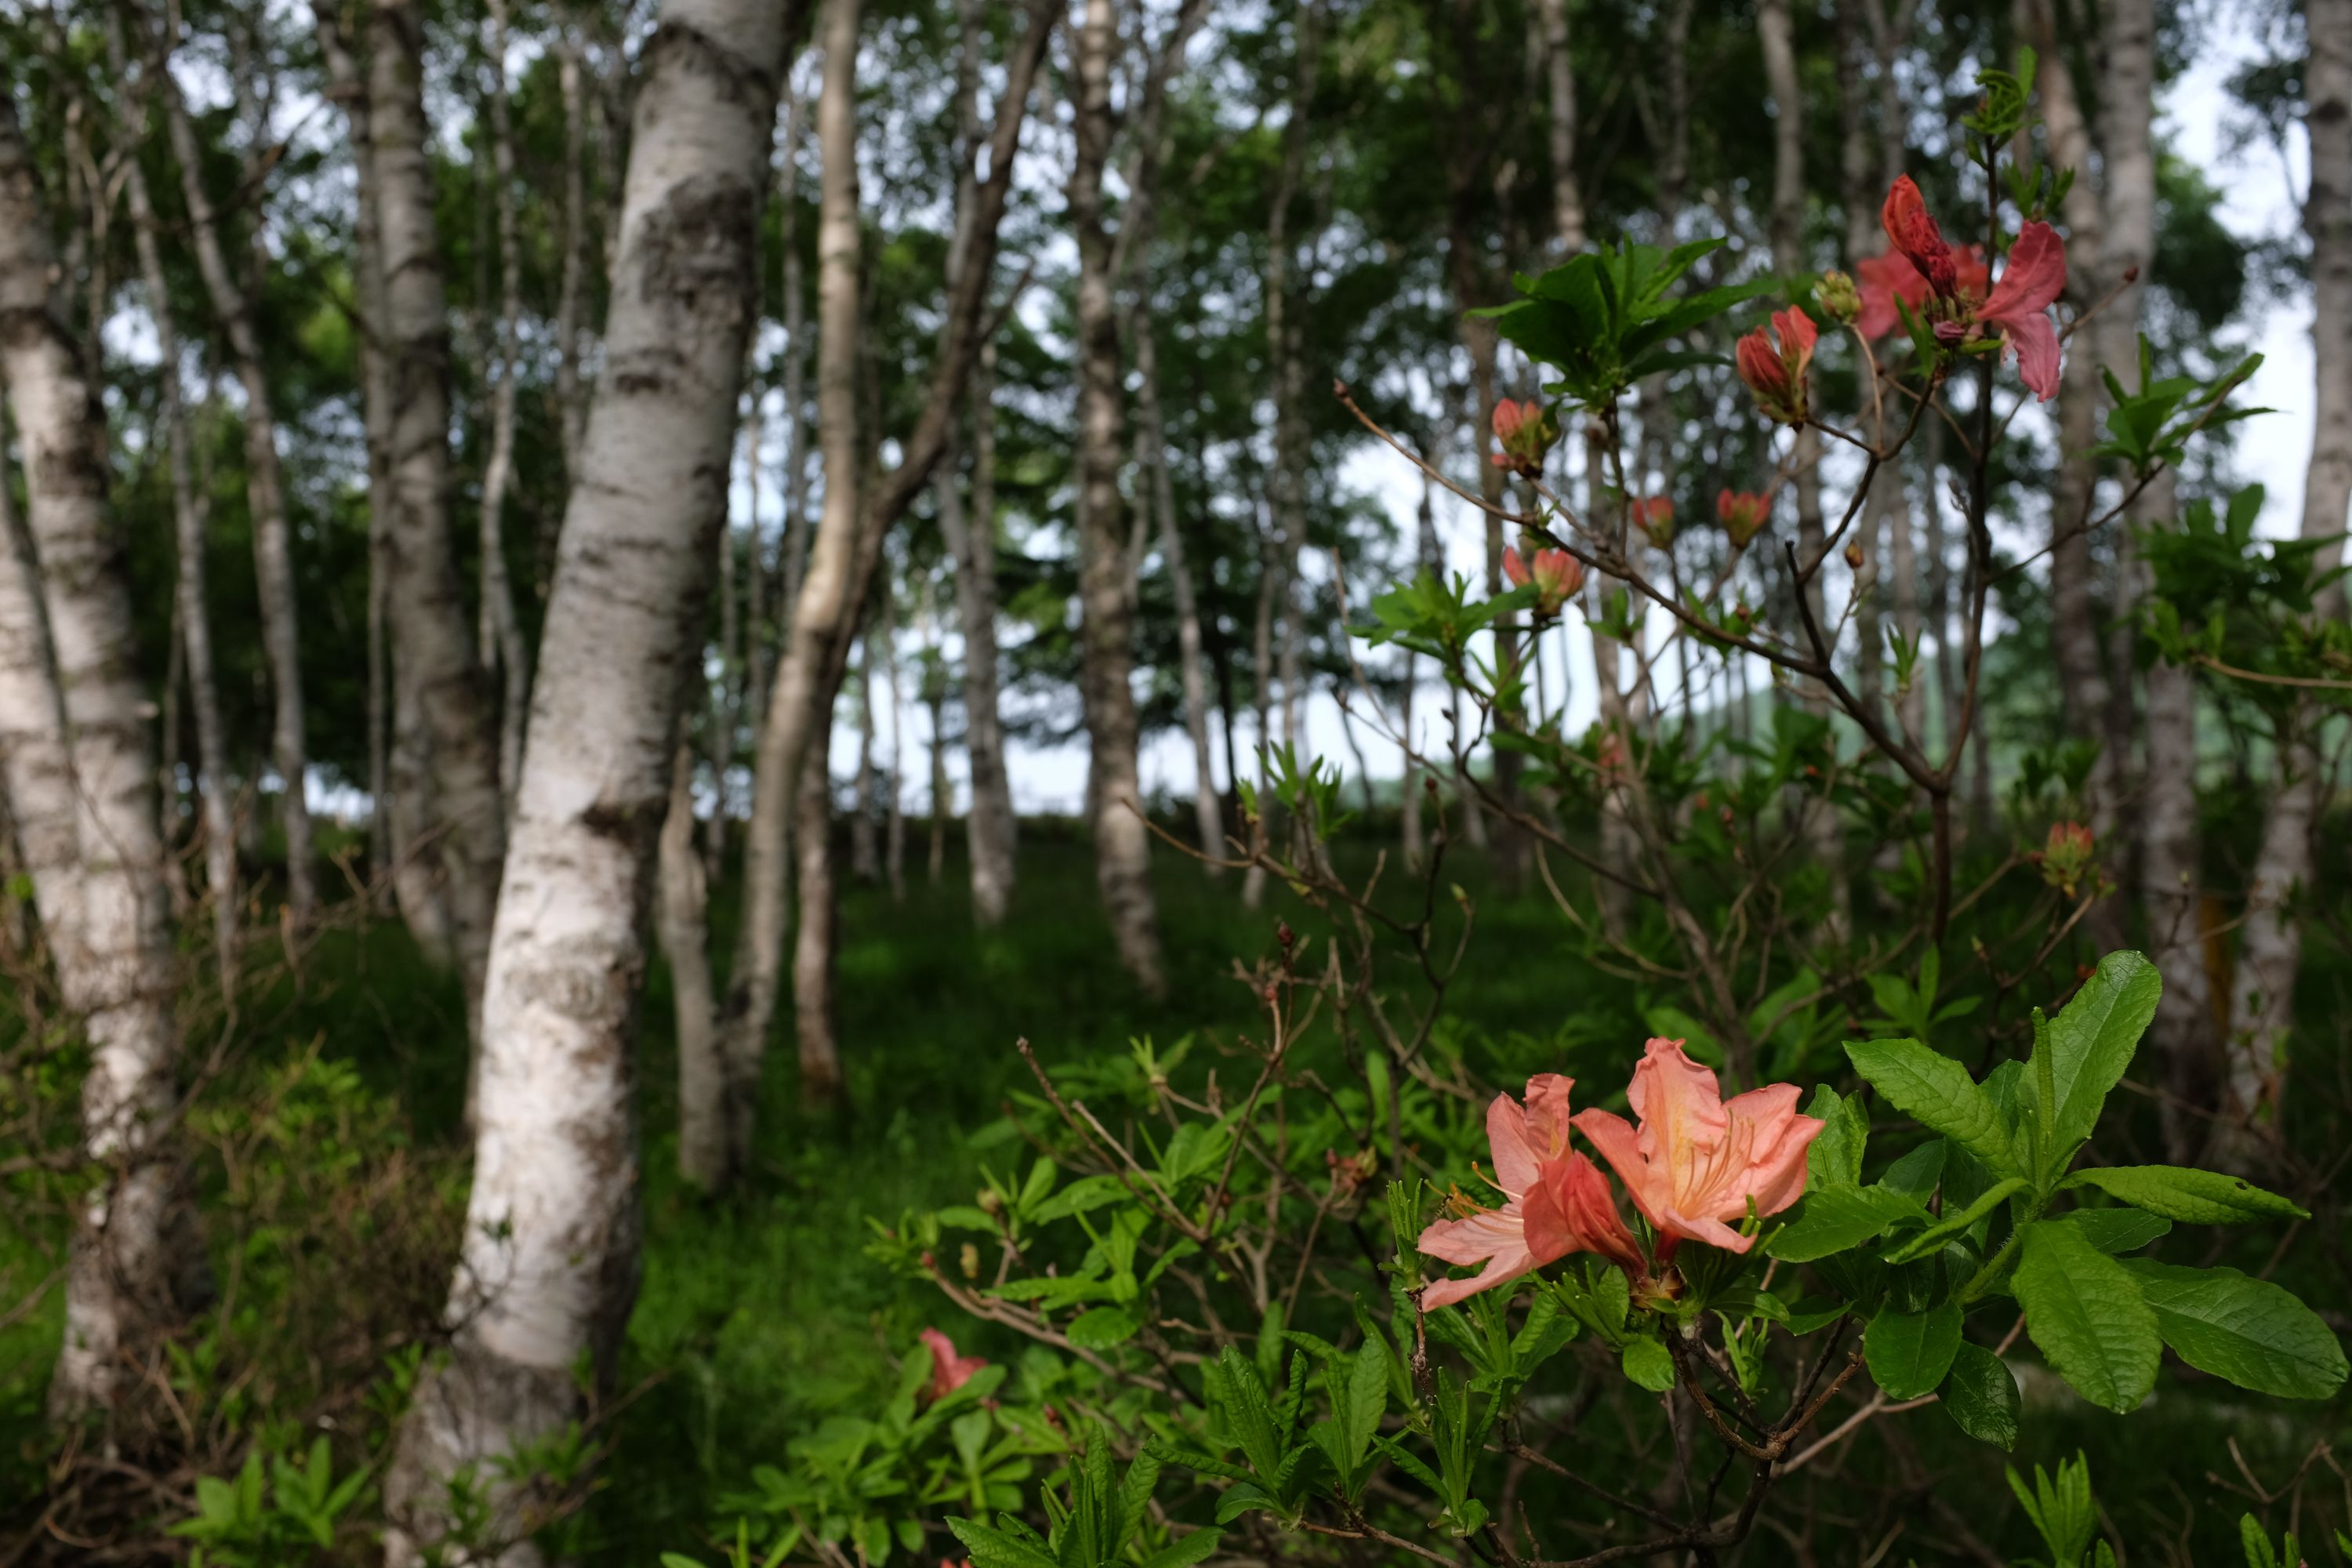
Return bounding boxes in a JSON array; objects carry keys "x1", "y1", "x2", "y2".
[{"x1": 2, "y1": 837, "x2": 2344, "y2": 1562}]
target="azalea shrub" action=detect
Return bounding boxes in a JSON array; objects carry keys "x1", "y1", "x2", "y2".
[{"x1": 673, "y1": 64, "x2": 2347, "y2": 1568}]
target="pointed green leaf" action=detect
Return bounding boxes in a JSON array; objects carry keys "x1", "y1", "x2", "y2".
[
  {"x1": 2041, "y1": 953, "x2": 2161, "y2": 1154},
  {"x1": 1845, "y1": 1039, "x2": 2019, "y2": 1178},
  {"x1": 2013, "y1": 1221, "x2": 2161, "y2": 1413},
  {"x1": 1865, "y1": 1299, "x2": 1965, "y2": 1399},
  {"x1": 1938, "y1": 1342, "x2": 2020, "y2": 1449},
  {"x1": 2065, "y1": 1166, "x2": 2308, "y2": 1224},
  {"x1": 2123, "y1": 1260, "x2": 2347, "y2": 1400},
  {"x1": 1766, "y1": 1186, "x2": 1929, "y2": 1261},
  {"x1": 1621, "y1": 1338, "x2": 1675, "y2": 1392},
  {"x1": 1882, "y1": 1178, "x2": 2027, "y2": 1264}
]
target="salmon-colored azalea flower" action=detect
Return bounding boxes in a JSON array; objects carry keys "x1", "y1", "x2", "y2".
[
  {"x1": 1854, "y1": 245, "x2": 1990, "y2": 339},
  {"x1": 1881, "y1": 174, "x2": 1959, "y2": 298},
  {"x1": 1735, "y1": 307, "x2": 1817, "y2": 425},
  {"x1": 1417, "y1": 1074, "x2": 1642, "y2": 1308},
  {"x1": 1977, "y1": 220, "x2": 2067, "y2": 401},
  {"x1": 1572, "y1": 1039, "x2": 1822, "y2": 1257},
  {"x1": 920, "y1": 1327, "x2": 987, "y2": 1401},
  {"x1": 1503, "y1": 545, "x2": 1585, "y2": 616},
  {"x1": 1716, "y1": 489, "x2": 1769, "y2": 550}
]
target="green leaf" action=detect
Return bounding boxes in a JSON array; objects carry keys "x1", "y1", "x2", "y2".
[
  {"x1": 1805, "y1": 1086, "x2": 1868, "y2": 1189},
  {"x1": 949, "y1": 1515, "x2": 1065, "y2": 1568},
  {"x1": 1766, "y1": 1186, "x2": 1929, "y2": 1261},
  {"x1": 1878, "y1": 1139, "x2": 1947, "y2": 1200},
  {"x1": 2122, "y1": 1260, "x2": 2348, "y2": 1400},
  {"x1": 1883, "y1": 1178, "x2": 2027, "y2": 1264},
  {"x1": 1066, "y1": 1307, "x2": 1142, "y2": 1350},
  {"x1": 1866, "y1": 1299, "x2": 1964, "y2": 1399},
  {"x1": 1621, "y1": 1338, "x2": 1675, "y2": 1392},
  {"x1": 1938, "y1": 1342, "x2": 2020, "y2": 1449},
  {"x1": 2065, "y1": 1166, "x2": 2308, "y2": 1225},
  {"x1": 1845, "y1": 1039, "x2": 2019, "y2": 1178},
  {"x1": 2055, "y1": 1208, "x2": 2172, "y2": 1254},
  {"x1": 2040, "y1": 953, "x2": 2161, "y2": 1156},
  {"x1": 1136, "y1": 1529, "x2": 1224, "y2": 1568},
  {"x1": 2013, "y1": 1221, "x2": 2161, "y2": 1413},
  {"x1": 1029, "y1": 1175, "x2": 1129, "y2": 1224}
]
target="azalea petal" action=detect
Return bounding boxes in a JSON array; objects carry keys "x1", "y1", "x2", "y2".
[
  {"x1": 1722, "y1": 1083, "x2": 1821, "y2": 1217},
  {"x1": 1554, "y1": 1151, "x2": 1646, "y2": 1274},
  {"x1": 1982, "y1": 221, "x2": 2067, "y2": 318},
  {"x1": 1571, "y1": 1106, "x2": 1673, "y2": 1233},
  {"x1": 1418, "y1": 1203, "x2": 1540, "y2": 1308},
  {"x1": 2006, "y1": 312, "x2": 2063, "y2": 401},
  {"x1": 1625, "y1": 1037, "x2": 1727, "y2": 1165}
]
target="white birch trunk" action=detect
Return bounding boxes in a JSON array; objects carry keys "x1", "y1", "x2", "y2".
[
  {"x1": 1069, "y1": 0, "x2": 1164, "y2": 991},
  {"x1": 121, "y1": 109, "x2": 238, "y2": 993},
  {"x1": 1134, "y1": 315, "x2": 1222, "y2": 868},
  {"x1": 154, "y1": 37, "x2": 318, "y2": 927},
  {"x1": 721, "y1": 0, "x2": 1055, "y2": 1153},
  {"x1": 2212, "y1": 0, "x2": 2352, "y2": 1171},
  {"x1": 664, "y1": 739, "x2": 724, "y2": 1190},
  {"x1": 2, "y1": 99, "x2": 193, "y2": 1414},
  {"x1": 370, "y1": 0, "x2": 510, "y2": 1036},
  {"x1": 383, "y1": 0, "x2": 792, "y2": 1555},
  {"x1": 479, "y1": 0, "x2": 534, "y2": 814}
]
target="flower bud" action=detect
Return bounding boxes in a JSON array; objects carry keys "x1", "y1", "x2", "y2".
[
  {"x1": 1736, "y1": 307, "x2": 1818, "y2": 425},
  {"x1": 1490, "y1": 397, "x2": 1559, "y2": 479},
  {"x1": 1844, "y1": 541, "x2": 1865, "y2": 570},
  {"x1": 2035, "y1": 821, "x2": 2096, "y2": 898},
  {"x1": 1716, "y1": 489, "x2": 1771, "y2": 550},
  {"x1": 1628, "y1": 495, "x2": 1675, "y2": 550},
  {"x1": 1503, "y1": 545, "x2": 1584, "y2": 617},
  {"x1": 1817, "y1": 269, "x2": 1861, "y2": 325}
]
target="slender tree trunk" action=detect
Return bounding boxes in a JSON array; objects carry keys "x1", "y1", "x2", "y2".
[
  {"x1": 370, "y1": 0, "x2": 509, "y2": 1036},
  {"x1": 2, "y1": 99, "x2": 197, "y2": 1415},
  {"x1": 720, "y1": 0, "x2": 1054, "y2": 1162},
  {"x1": 316, "y1": 11, "x2": 410, "y2": 921},
  {"x1": 1135, "y1": 313, "x2": 1222, "y2": 867},
  {"x1": 664, "y1": 741, "x2": 723, "y2": 1190},
  {"x1": 792, "y1": 752, "x2": 840, "y2": 1104},
  {"x1": 1242, "y1": 501, "x2": 1279, "y2": 907},
  {"x1": 1069, "y1": 0, "x2": 1164, "y2": 992},
  {"x1": 476, "y1": 0, "x2": 534, "y2": 815},
  {"x1": 554, "y1": 34, "x2": 591, "y2": 493},
  {"x1": 850, "y1": 643, "x2": 880, "y2": 882},
  {"x1": 153, "y1": 30, "x2": 316, "y2": 927},
  {"x1": 778, "y1": 78, "x2": 812, "y2": 612},
  {"x1": 880, "y1": 601, "x2": 907, "y2": 902},
  {"x1": 117, "y1": 44, "x2": 238, "y2": 991},
  {"x1": 2211, "y1": 0, "x2": 2352, "y2": 1172},
  {"x1": 2025, "y1": 0, "x2": 2120, "y2": 840},
  {"x1": 936, "y1": 342, "x2": 1017, "y2": 917},
  {"x1": 383, "y1": 2, "x2": 793, "y2": 1557}
]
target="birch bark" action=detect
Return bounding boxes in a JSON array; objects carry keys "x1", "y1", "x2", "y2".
[
  {"x1": 2212, "y1": 0, "x2": 2352, "y2": 1171},
  {"x1": 2, "y1": 98, "x2": 195, "y2": 1414},
  {"x1": 478, "y1": 0, "x2": 534, "y2": 812},
  {"x1": 154, "y1": 29, "x2": 318, "y2": 926},
  {"x1": 384, "y1": 0, "x2": 793, "y2": 1555}
]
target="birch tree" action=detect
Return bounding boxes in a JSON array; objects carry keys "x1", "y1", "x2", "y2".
[
  {"x1": 2213, "y1": 0, "x2": 2352, "y2": 1171},
  {"x1": 718, "y1": 0, "x2": 1056, "y2": 1178},
  {"x1": 1, "y1": 96, "x2": 196, "y2": 1415},
  {"x1": 368, "y1": 0, "x2": 509, "y2": 1031},
  {"x1": 1069, "y1": 0, "x2": 1167, "y2": 990},
  {"x1": 150, "y1": 15, "x2": 318, "y2": 927},
  {"x1": 477, "y1": 0, "x2": 534, "y2": 809},
  {"x1": 118, "y1": 49, "x2": 238, "y2": 992},
  {"x1": 383, "y1": 0, "x2": 797, "y2": 1553}
]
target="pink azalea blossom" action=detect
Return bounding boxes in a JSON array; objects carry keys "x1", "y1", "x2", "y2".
[
  {"x1": 1854, "y1": 245, "x2": 1989, "y2": 339},
  {"x1": 920, "y1": 1327, "x2": 988, "y2": 1401},
  {"x1": 1418, "y1": 1074, "x2": 1642, "y2": 1309},
  {"x1": 1976, "y1": 220, "x2": 2067, "y2": 401},
  {"x1": 1573, "y1": 1039, "x2": 1822, "y2": 1257}
]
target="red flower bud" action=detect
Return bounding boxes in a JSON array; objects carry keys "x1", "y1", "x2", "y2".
[
  {"x1": 1503, "y1": 545, "x2": 1584, "y2": 616},
  {"x1": 1735, "y1": 307, "x2": 1817, "y2": 426},
  {"x1": 1716, "y1": 489, "x2": 1770, "y2": 549},
  {"x1": 1882, "y1": 174, "x2": 1958, "y2": 298}
]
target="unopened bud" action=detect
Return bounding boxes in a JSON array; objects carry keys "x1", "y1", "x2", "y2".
[
  {"x1": 1817, "y1": 269, "x2": 1861, "y2": 325},
  {"x1": 960, "y1": 1243, "x2": 982, "y2": 1280},
  {"x1": 978, "y1": 1188, "x2": 1003, "y2": 1216},
  {"x1": 1845, "y1": 541, "x2": 1865, "y2": 571},
  {"x1": 1276, "y1": 921, "x2": 1294, "y2": 948}
]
